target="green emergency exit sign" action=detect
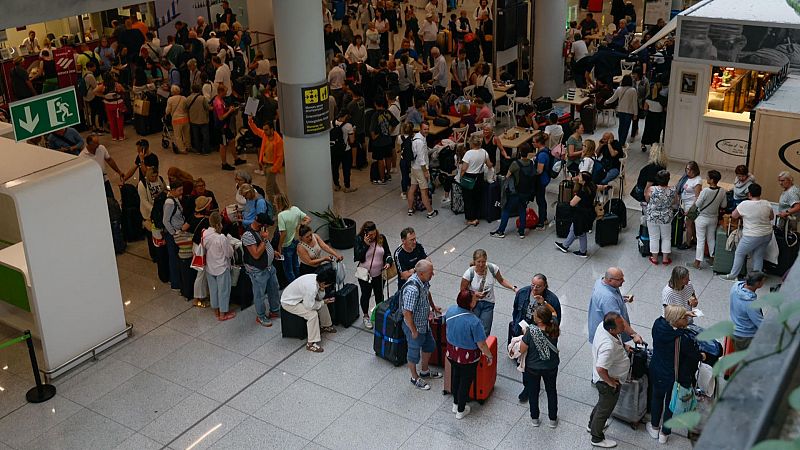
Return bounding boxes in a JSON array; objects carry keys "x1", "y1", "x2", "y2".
[{"x1": 9, "y1": 87, "x2": 81, "y2": 141}]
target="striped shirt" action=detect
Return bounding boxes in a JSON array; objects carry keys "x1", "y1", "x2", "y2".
[
  {"x1": 662, "y1": 281, "x2": 695, "y2": 312},
  {"x1": 241, "y1": 229, "x2": 274, "y2": 271}
]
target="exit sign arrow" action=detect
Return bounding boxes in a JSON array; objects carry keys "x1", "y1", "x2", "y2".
[{"x1": 18, "y1": 106, "x2": 39, "y2": 133}]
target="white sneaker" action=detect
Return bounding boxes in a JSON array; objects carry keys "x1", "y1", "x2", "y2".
[
  {"x1": 647, "y1": 423, "x2": 660, "y2": 439},
  {"x1": 548, "y1": 418, "x2": 558, "y2": 428},
  {"x1": 531, "y1": 418, "x2": 540, "y2": 427},
  {"x1": 441, "y1": 197, "x2": 451, "y2": 204},
  {"x1": 363, "y1": 317, "x2": 373, "y2": 329},
  {"x1": 452, "y1": 404, "x2": 458, "y2": 413},
  {"x1": 659, "y1": 433, "x2": 669, "y2": 444},
  {"x1": 401, "y1": 192, "x2": 407, "y2": 200},
  {"x1": 455, "y1": 405, "x2": 471, "y2": 419},
  {"x1": 591, "y1": 439, "x2": 617, "y2": 448}
]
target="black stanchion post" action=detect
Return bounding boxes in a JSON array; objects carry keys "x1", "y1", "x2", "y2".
[{"x1": 22, "y1": 330, "x2": 56, "y2": 403}]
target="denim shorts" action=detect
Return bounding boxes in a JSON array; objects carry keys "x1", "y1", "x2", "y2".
[{"x1": 403, "y1": 323, "x2": 435, "y2": 364}]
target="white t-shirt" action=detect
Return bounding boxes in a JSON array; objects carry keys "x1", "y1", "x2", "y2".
[
  {"x1": 328, "y1": 66, "x2": 346, "y2": 90},
  {"x1": 591, "y1": 323, "x2": 631, "y2": 384},
  {"x1": 335, "y1": 120, "x2": 354, "y2": 151},
  {"x1": 681, "y1": 175, "x2": 703, "y2": 207},
  {"x1": 462, "y1": 263, "x2": 499, "y2": 303},
  {"x1": 79, "y1": 145, "x2": 111, "y2": 181},
  {"x1": 579, "y1": 157, "x2": 595, "y2": 174},
  {"x1": 214, "y1": 64, "x2": 232, "y2": 97},
  {"x1": 572, "y1": 39, "x2": 589, "y2": 62},
  {"x1": 736, "y1": 199, "x2": 774, "y2": 237},
  {"x1": 205, "y1": 37, "x2": 220, "y2": 55},
  {"x1": 411, "y1": 133, "x2": 428, "y2": 170},
  {"x1": 254, "y1": 59, "x2": 270, "y2": 76},
  {"x1": 462, "y1": 148, "x2": 489, "y2": 174}
]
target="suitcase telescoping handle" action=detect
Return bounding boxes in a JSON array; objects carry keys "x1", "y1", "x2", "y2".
[{"x1": 774, "y1": 215, "x2": 799, "y2": 248}]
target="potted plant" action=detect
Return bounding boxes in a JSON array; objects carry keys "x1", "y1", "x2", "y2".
[{"x1": 310, "y1": 206, "x2": 356, "y2": 250}]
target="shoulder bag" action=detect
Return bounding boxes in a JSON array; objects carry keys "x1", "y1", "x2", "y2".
[
  {"x1": 669, "y1": 337, "x2": 697, "y2": 414},
  {"x1": 686, "y1": 188, "x2": 720, "y2": 221},
  {"x1": 355, "y1": 240, "x2": 377, "y2": 282},
  {"x1": 459, "y1": 162, "x2": 483, "y2": 190}
]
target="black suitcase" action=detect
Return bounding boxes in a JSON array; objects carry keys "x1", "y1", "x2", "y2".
[
  {"x1": 274, "y1": 259, "x2": 289, "y2": 290},
  {"x1": 155, "y1": 244, "x2": 170, "y2": 283},
  {"x1": 556, "y1": 202, "x2": 572, "y2": 238},
  {"x1": 121, "y1": 207, "x2": 144, "y2": 242},
  {"x1": 671, "y1": 211, "x2": 686, "y2": 248},
  {"x1": 281, "y1": 306, "x2": 309, "y2": 339},
  {"x1": 764, "y1": 222, "x2": 799, "y2": 277},
  {"x1": 332, "y1": 283, "x2": 359, "y2": 327},
  {"x1": 355, "y1": 143, "x2": 368, "y2": 169},
  {"x1": 636, "y1": 223, "x2": 650, "y2": 257},
  {"x1": 134, "y1": 113, "x2": 156, "y2": 135},
  {"x1": 230, "y1": 269, "x2": 254, "y2": 310},
  {"x1": 606, "y1": 198, "x2": 627, "y2": 229},
  {"x1": 111, "y1": 220, "x2": 126, "y2": 254},
  {"x1": 373, "y1": 301, "x2": 407, "y2": 366},
  {"x1": 481, "y1": 180, "x2": 501, "y2": 222},
  {"x1": 595, "y1": 213, "x2": 620, "y2": 246},
  {"x1": 580, "y1": 105, "x2": 596, "y2": 134}
]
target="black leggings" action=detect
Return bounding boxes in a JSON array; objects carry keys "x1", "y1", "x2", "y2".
[
  {"x1": 358, "y1": 276, "x2": 384, "y2": 315},
  {"x1": 450, "y1": 359, "x2": 479, "y2": 413}
]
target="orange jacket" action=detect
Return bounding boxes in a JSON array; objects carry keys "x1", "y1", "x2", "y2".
[{"x1": 249, "y1": 120, "x2": 284, "y2": 173}]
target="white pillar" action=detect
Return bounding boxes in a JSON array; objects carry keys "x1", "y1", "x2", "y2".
[
  {"x1": 273, "y1": 0, "x2": 333, "y2": 232},
  {"x1": 533, "y1": 0, "x2": 567, "y2": 99}
]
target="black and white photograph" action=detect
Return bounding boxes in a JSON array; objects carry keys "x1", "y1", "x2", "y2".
[{"x1": 680, "y1": 71, "x2": 698, "y2": 94}]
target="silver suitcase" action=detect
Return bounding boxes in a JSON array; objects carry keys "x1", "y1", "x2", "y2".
[{"x1": 612, "y1": 376, "x2": 648, "y2": 429}]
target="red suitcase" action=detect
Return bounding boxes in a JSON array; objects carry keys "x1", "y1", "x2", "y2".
[
  {"x1": 442, "y1": 335, "x2": 498, "y2": 403},
  {"x1": 429, "y1": 315, "x2": 447, "y2": 367}
]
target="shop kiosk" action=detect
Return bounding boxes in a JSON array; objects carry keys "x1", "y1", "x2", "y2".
[
  {"x1": 664, "y1": 0, "x2": 800, "y2": 171},
  {"x1": 0, "y1": 138, "x2": 129, "y2": 379}
]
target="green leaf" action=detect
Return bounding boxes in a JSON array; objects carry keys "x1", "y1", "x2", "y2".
[
  {"x1": 778, "y1": 302, "x2": 800, "y2": 324},
  {"x1": 751, "y1": 293, "x2": 786, "y2": 310},
  {"x1": 789, "y1": 387, "x2": 800, "y2": 411},
  {"x1": 712, "y1": 349, "x2": 750, "y2": 377},
  {"x1": 697, "y1": 321, "x2": 735, "y2": 341},
  {"x1": 664, "y1": 411, "x2": 701, "y2": 430},
  {"x1": 751, "y1": 440, "x2": 798, "y2": 450}
]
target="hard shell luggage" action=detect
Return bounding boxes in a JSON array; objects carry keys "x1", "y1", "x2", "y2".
[
  {"x1": 481, "y1": 180, "x2": 502, "y2": 222},
  {"x1": 120, "y1": 184, "x2": 144, "y2": 242},
  {"x1": 637, "y1": 223, "x2": 650, "y2": 257},
  {"x1": 332, "y1": 283, "x2": 359, "y2": 327},
  {"x1": 443, "y1": 335, "x2": 498, "y2": 403},
  {"x1": 355, "y1": 143, "x2": 368, "y2": 170},
  {"x1": 281, "y1": 306, "x2": 309, "y2": 339},
  {"x1": 605, "y1": 198, "x2": 627, "y2": 230},
  {"x1": 230, "y1": 268, "x2": 254, "y2": 310},
  {"x1": 450, "y1": 182, "x2": 465, "y2": 214},
  {"x1": 134, "y1": 113, "x2": 156, "y2": 136},
  {"x1": 429, "y1": 315, "x2": 447, "y2": 367},
  {"x1": 558, "y1": 179, "x2": 574, "y2": 204},
  {"x1": 712, "y1": 226, "x2": 736, "y2": 274},
  {"x1": 671, "y1": 211, "x2": 686, "y2": 248},
  {"x1": 630, "y1": 343, "x2": 649, "y2": 379},
  {"x1": 595, "y1": 213, "x2": 620, "y2": 246},
  {"x1": 155, "y1": 245, "x2": 170, "y2": 282},
  {"x1": 580, "y1": 104, "x2": 597, "y2": 134},
  {"x1": 613, "y1": 376, "x2": 648, "y2": 428},
  {"x1": 373, "y1": 300, "x2": 408, "y2": 366},
  {"x1": 556, "y1": 202, "x2": 572, "y2": 239},
  {"x1": 437, "y1": 29, "x2": 453, "y2": 55}
]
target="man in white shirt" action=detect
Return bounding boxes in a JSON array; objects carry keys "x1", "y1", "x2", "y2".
[
  {"x1": 21, "y1": 30, "x2": 40, "y2": 54},
  {"x1": 430, "y1": 47, "x2": 448, "y2": 95},
  {"x1": 212, "y1": 55, "x2": 232, "y2": 97},
  {"x1": 280, "y1": 268, "x2": 338, "y2": 352},
  {"x1": 79, "y1": 135, "x2": 124, "y2": 199},
  {"x1": 406, "y1": 123, "x2": 438, "y2": 219},
  {"x1": 589, "y1": 312, "x2": 631, "y2": 448},
  {"x1": 420, "y1": 14, "x2": 439, "y2": 65},
  {"x1": 332, "y1": 111, "x2": 357, "y2": 193},
  {"x1": 205, "y1": 31, "x2": 220, "y2": 56},
  {"x1": 327, "y1": 56, "x2": 346, "y2": 112}
]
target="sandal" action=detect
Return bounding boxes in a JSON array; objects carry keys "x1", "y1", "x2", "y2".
[
  {"x1": 218, "y1": 311, "x2": 237, "y2": 321},
  {"x1": 306, "y1": 342, "x2": 324, "y2": 353},
  {"x1": 321, "y1": 326, "x2": 337, "y2": 334},
  {"x1": 648, "y1": 256, "x2": 659, "y2": 265},
  {"x1": 663, "y1": 258, "x2": 672, "y2": 265}
]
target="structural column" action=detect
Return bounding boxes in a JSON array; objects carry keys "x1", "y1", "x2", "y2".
[
  {"x1": 273, "y1": 0, "x2": 333, "y2": 234},
  {"x1": 533, "y1": 0, "x2": 567, "y2": 99}
]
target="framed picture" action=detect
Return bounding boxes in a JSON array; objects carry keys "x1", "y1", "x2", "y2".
[{"x1": 681, "y1": 72, "x2": 698, "y2": 95}]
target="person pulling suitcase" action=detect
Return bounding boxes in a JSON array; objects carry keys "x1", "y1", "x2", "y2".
[{"x1": 589, "y1": 312, "x2": 631, "y2": 448}]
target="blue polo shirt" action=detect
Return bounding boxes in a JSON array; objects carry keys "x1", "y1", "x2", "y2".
[
  {"x1": 444, "y1": 305, "x2": 486, "y2": 350},
  {"x1": 587, "y1": 277, "x2": 630, "y2": 344}
]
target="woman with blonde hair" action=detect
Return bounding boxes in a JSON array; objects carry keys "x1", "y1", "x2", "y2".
[
  {"x1": 632, "y1": 143, "x2": 668, "y2": 204},
  {"x1": 578, "y1": 139, "x2": 597, "y2": 175},
  {"x1": 459, "y1": 249, "x2": 517, "y2": 336},
  {"x1": 275, "y1": 193, "x2": 310, "y2": 283},
  {"x1": 165, "y1": 84, "x2": 190, "y2": 154}
]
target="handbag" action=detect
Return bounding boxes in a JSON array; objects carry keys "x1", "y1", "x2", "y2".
[
  {"x1": 686, "y1": 188, "x2": 719, "y2": 221},
  {"x1": 174, "y1": 230, "x2": 194, "y2": 259},
  {"x1": 669, "y1": 337, "x2": 697, "y2": 414},
  {"x1": 230, "y1": 265, "x2": 241, "y2": 287},
  {"x1": 630, "y1": 185, "x2": 645, "y2": 203},
  {"x1": 382, "y1": 264, "x2": 398, "y2": 282},
  {"x1": 355, "y1": 239, "x2": 377, "y2": 282},
  {"x1": 460, "y1": 172, "x2": 478, "y2": 190}
]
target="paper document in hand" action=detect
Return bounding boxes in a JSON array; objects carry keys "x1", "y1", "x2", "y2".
[{"x1": 244, "y1": 97, "x2": 259, "y2": 116}]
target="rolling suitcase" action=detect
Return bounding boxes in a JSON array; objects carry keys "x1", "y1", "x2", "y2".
[
  {"x1": 595, "y1": 213, "x2": 620, "y2": 246},
  {"x1": 429, "y1": 315, "x2": 447, "y2": 367},
  {"x1": 713, "y1": 226, "x2": 736, "y2": 274},
  {"x1": 671, "y1": 211, "x2": 686, "y2": 248},
  {"x1": 636, "y1": 223, "x2": 650, "y2": 257},
  {"x1": 120, "y1": 184, "x2": 145, "y2": 242},
  {"x1": 134, "y1": 113, "x2": 156, "y2": 136},
  {"x1": 613, "y1": 375, "x2": 648, "y2": 428},
  {"x1": 580, "y1": 104, "x2": 596, "y2": 134},
  {"x1": 450, "y1": 182, "x2": 465, "y2": 214},
  {"x1": 556, "y1": 202, "x2": 572, "y2": 238},
  {"x1": 274, "y1": 259, "x2": 289, "y2": 290},
  {"x1": 155, "y1": 244, "x2": 170, "y2": 283},
  {"x1": 111, "y1": 220, "x2": 126, "y2": 254},
  {"x1": 230, "y1": 268, "x2": 254, "y2": 310},
  {"x1": 373, "y1": 300, "x2": 407, "y2": 366},
  {"x1": 764, "y1": 219, "x2": 798, "y2": 277},
  {"x1": 558, "y1": 180, "x2": 574, "y2": 203},
  {"x1": 281, "y1": 306, "x2": 309, "y2": 339},
  {"x1": 332, "y1": 283, "x2": 359, "y2": 327},
  {"x1": 605, "y1": 188, "x2": 627, "y2": 229},
  {"x1": 443, "y1": 335, "x2": 498, "y2": 403},
  {"x1": 481, "y1": 180, "x2": 501, "y2": 222}
]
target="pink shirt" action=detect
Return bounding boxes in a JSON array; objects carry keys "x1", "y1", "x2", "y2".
[{"x1": 358, "y1": 241, "x2": 385, "y2": 278}]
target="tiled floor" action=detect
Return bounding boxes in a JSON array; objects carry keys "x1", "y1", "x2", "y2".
[{"x1": 0, "y1": 113, "x2": 777, "y2": 449}]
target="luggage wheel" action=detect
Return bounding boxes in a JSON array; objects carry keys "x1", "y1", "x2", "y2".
[{"x1": 161, "y1": 139, "x2": 170, "y2": 149}]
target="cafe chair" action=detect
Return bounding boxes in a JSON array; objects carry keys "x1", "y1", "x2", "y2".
[
  {"x1": 495, "y1": 93, "x2": 516, "y2": 127},
  {"x1": 462, "y1": 85, "x2": 475, "y2": 99},
  {"x1": 451, "y1": 126, "x2": 469, "y2": 145},
  {"x1": 620, "y1": 60, "x2": 636, "y2": 73}
]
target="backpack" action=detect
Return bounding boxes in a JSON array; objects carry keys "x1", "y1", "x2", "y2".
[
  {"x1": 77, "y1": 73, "x2": 91, "y2": 98},
  {"x1": 590, "y1": 157, "x2": 608, "y2": 184},
  {"x1": 474, "y1": 75, "x2": 493, "y2": 103},
  {"x1": 232, "y1": 51, "x2": 246, "y2": 78},
  {"x1": 400, "y1": 135, "x2": 414, "y2": 161},
  {"x1": 538, "y1": 149, "x2": 559, "y2": 179},
  {"x1": 83, "y1": 51, "x2": 100, "y2": 70},
  {"x1": 150, "y1": 193, "x2": 178, "y2": 230},
  {"x1": 515, "y1": 160, "x2": 535, "y2": 198},
  {"x1": 437, "y1": 145, "x2": 456, "y2": 174},
  {"x1": 330, "y1": 122, "x2": 346, "y2": 153}
]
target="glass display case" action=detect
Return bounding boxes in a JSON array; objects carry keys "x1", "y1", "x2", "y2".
[{"x1": 706, "y1": 67, "x2": 772, "y2": 114}]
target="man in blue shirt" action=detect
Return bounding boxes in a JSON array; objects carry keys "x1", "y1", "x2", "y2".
[
  {"x1": 47, "y1": 127, "x2": 85, "y2": 155},
  {"x1": 587, "y1": 267, "x2": 644, "y2": 345},
  {"x1": 532, "y1": 133, "x2": 552, "y2": 230},
  {"x1": 401, "y1": 259, "x2": 443, "y2": 390},
  {"x1": 729, "y1": 271, "x2": 766, "y2": 351}
]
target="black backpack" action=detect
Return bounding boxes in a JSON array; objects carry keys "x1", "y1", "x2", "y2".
[
  {"x1": 438, "y1": 145, "x2": 456, "y2": 174},
  {"x1": 400, "y1": 135, "x2": 414, "y2": 161},
  {"x1": 474, "y1": 75, "x2": 493, "y2": 103},
  {"x1": 330, "y1": 122, "x2": 346, "y2": 153},
  {"x1": 515, "y1": 160, "x2": 535, "y2": 198},
  {"x1": 538, "y1": 149, "x2": 559, "y2": 179},
  {"x1": 150, "y1": 192, "x2": 176, "y2": 230}
]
